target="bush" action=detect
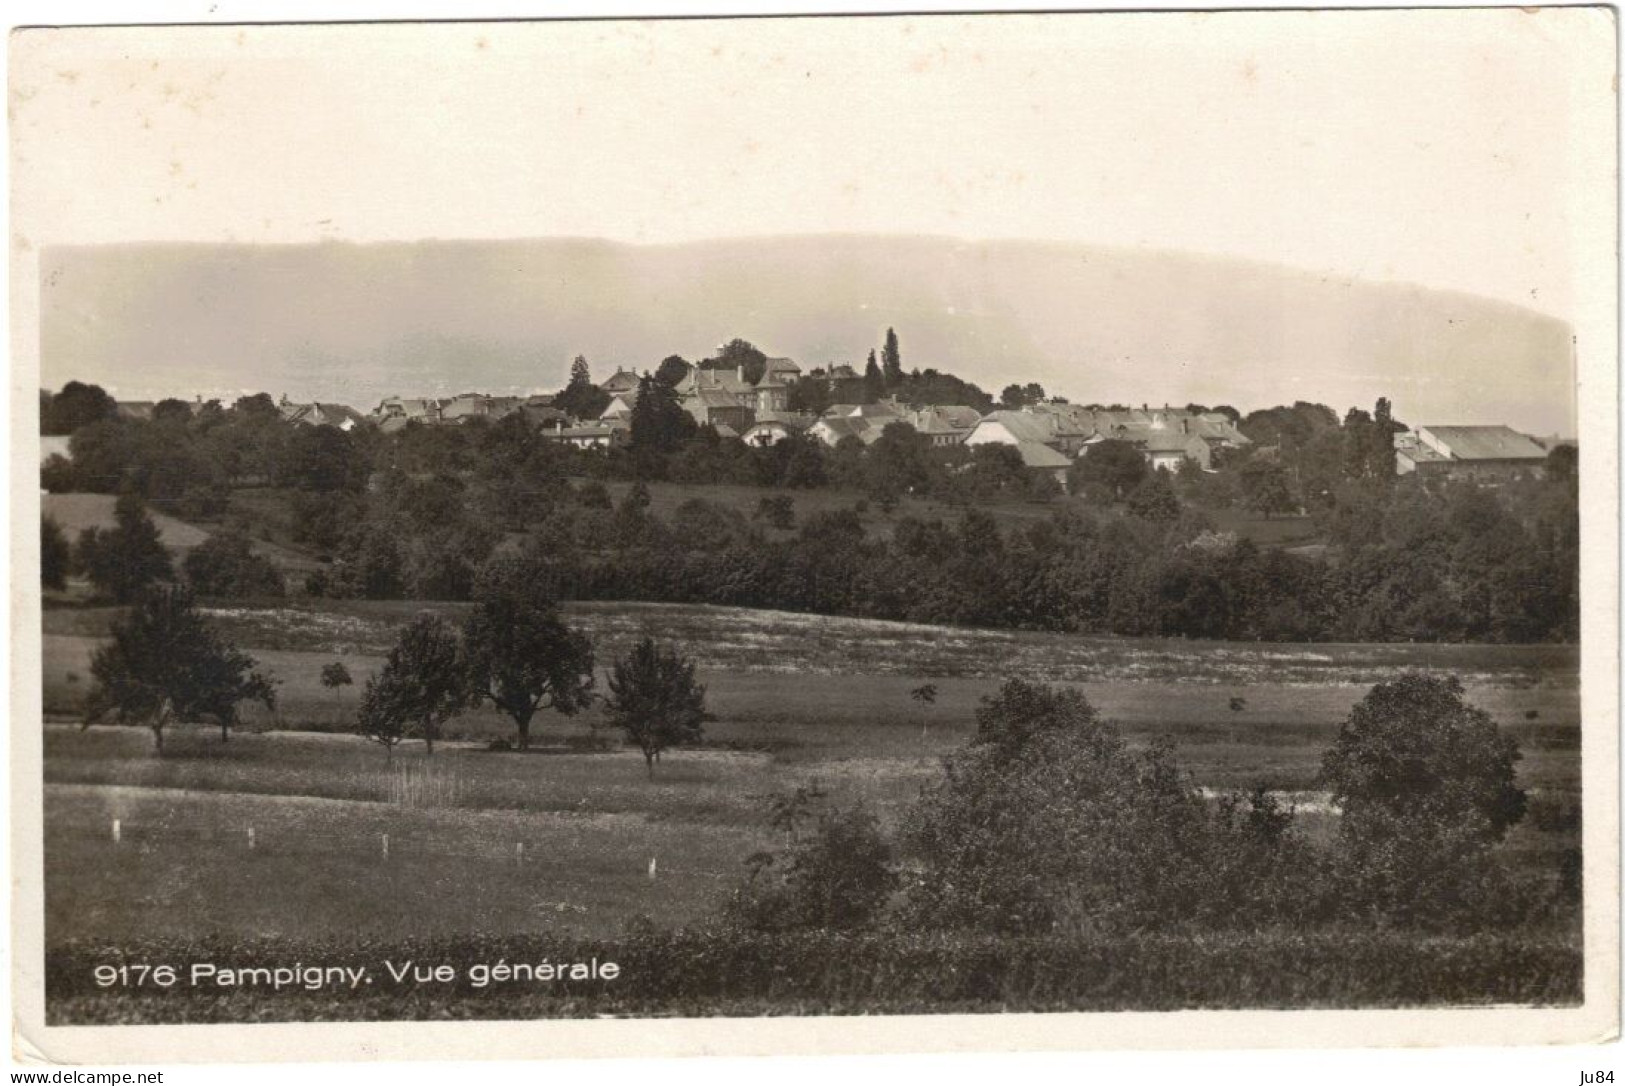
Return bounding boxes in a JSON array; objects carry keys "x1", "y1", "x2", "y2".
[
  {"x1": 754, "y1": 495, "x2": 796, "y2": 530},
  {"x1": 903, "y1": 680, "x2": 1308, "y2": 935},
  {"x1": 1319, "y1": 673, "x2": 1528, "y2": 927},
  {"x1": 183, "y1": 530, "x2": 285, "y2": 598},
  {"x1": 41, "y1": 515, "x2": 71, "y2": 590},
  {"x1": 576, "y1": 481, "x2": 612, "y2": 509},
  {"x1": 726, "y1": 803, "x2": 898, "y2": 932},
  {"x1": 74, "y1": 494, "x2": 174, "y2": 603}
]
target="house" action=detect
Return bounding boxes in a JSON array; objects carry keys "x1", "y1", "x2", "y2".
[
  {"x1": 279, "y1": 400, "x2": 366, "y2": 431},
  {"x1": 752, "y1": 357, "x2": 802, "y2": 413},
  {"x1": 600, "y1": 389, "x2": 640, "y2": 420},
  {"x1": 902, "y1": 405, "x2": 983, "y2": 447},
  {"x1": 808, "y1": 415, "x2": 882, "y2": 447},
  {"x1": 522, "y1": 401, "x2": 571, "y2": 430},
  {"x1": 1010, "y1": 440, "x2": 1072, "y2": 492},
  {"x1": 1080, "y1": 406, "x2": 1251, "y2": 471},
  {"x1": 375, "y1": 396, "x2": 442, "y2": 423},
  {"x1": 741, "y1": 411, "x2": 817, "y2": 447},
  {"x1": 684, "y1": 385, "x2": 754, "y2": 433},
  {"x1": 964, "y1": 410, "x2": 1066, "y2": 452},
  {"x1": 1142, "y1": 427, "x2": 1215, "y2": 472},
  {"x1": 550, "y1": 418, "x2": 630, "y2": 449},
  {"x1": 672, "y1": 355, "x2": 806, "y2": 434},
  {"x1": 599, "y1": 368, "x2": 641, "y2": 395},
  {"x1": 1395, "y1": 425, "x2": 1549, "y2": 481}
]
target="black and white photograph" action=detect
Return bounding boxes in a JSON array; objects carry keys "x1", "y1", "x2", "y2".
[{"x1": 9, "y1": 5, "x2": 1618, "y2": 1064}]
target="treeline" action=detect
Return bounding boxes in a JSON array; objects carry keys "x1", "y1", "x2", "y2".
[
  {"x1": 299, "y1": 466, "x2": 1576, "y2": 644},
  {"x1": 41, "y1": 377, "x2": 1578, "y2": 644}
]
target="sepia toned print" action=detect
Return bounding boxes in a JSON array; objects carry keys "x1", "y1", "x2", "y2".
[{"x1": 10, "y1": 8, "x2": 1618, "y2": 1062}]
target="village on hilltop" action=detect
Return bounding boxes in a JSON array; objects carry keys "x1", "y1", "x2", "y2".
[{"x1": 93, "y1": 335, "x2": 1563, "y2": 492}]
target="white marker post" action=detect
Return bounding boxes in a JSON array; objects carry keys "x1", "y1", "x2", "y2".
[
  {"x1": 112, "y1": 818, "x2": 121, "y2": 844},
  {"x1": 648, "y1": 856, "x2": 657, "y2": 880},
  {"x1": 247, "y1": 827, "x2": 256, "y2": 851},
  {"x1": 516, "y1": 842, "x2": 524, "y2": 864},
  {"x1": 382, "y1": 833, "x2": 390, "y2": 860}
]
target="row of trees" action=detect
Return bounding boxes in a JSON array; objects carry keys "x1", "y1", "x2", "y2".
[
  {"x1": 81, "y1": 558, "x2": 713, "y2": 774},
  {"x1": 728, "y1": 673, "x2": 1558, "y2": 937},
  {"x1": 51, "y1": 451, "x2": 1576, "y2": 647}
]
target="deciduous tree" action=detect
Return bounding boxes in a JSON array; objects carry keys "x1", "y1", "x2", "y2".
[
  {"x1": 461, "y1": 556, "x2": 596, "y2": 751},
  {"x1": 75, "y1": 494, "x2": 174, "y2": 603},
  {"x1": 357, "y1": 613, "x2": 467, "y2": 756},
  {"x1": 604, "y1": 637, "x2": 709, "y2": 777},
  {"x1": 85, "y1": 586, "x2": 276, "y2": 752}
]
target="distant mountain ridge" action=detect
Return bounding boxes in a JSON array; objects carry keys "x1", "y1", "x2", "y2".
[{"x1": 40, "y1": 235, "x2": 1576, "y2": 436}]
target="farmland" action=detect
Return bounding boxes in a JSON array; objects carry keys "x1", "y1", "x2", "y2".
[{"x1": 44, "y1": 599, "x2": 1581, "y2": 974}]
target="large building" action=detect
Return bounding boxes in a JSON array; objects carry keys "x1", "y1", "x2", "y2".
[
  {"x1": 668, "y1": 358, "x2": 806, "y2": 434},
  {"x1": 1395, "y1": 425, "x2": 1550, "y2": 481}
]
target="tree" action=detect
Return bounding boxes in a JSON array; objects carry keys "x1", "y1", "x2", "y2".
[
  {"x1": 903, "y1": 680, "x2": 1264, "y2": 934},
  {"x1": 604, "y1": 637, "x2": 709, "y2": 777},
  {"x1": 999, "y1": 383, "x2": 1046, "y2": 409},
  {"x1": 726, "y1": 802, "x2": 899, "y2": 932},
  {"x1": 754, "y1": 495, "x2": 796, "y2": 529},
  {"x1": 628, "y1": 372, "x2": 696, "y2": 461},
  {"x1": 881, "y1": 327, "x2": 903, "y2": 386},
  {"x1": 706, "y1": 339, "x2": 769, "y2": 385},
  {"x1": 74, "y1": 494, "x2": 174, "y2": 603},
  {"x1": 864, "y1": 421, "x2": 936, "y2": 499},
  {"x1": 554, "y1": 355, "x2": 611, "y2": 421},
  {"x1": 862, "y1": 350, "x2": 884, "y2": 402},
  {"x1": 85, "y1": 586, "x2": 276, "y2": 752},
  {"x1": 43, "y1": 381, "x2": 117, "y2": 435},
  {"x1": 320, "y1": 660, "x2": 353, "y2": 707},
  {"x1": 357, "y1": 613, "x2": 467, "y2": 756},
  {"x1": 461, "y1": 556, "x2": 596, "y2": 751},
  {"x1": 41, "y1": 515, "x2": 70, "y2": 591},
  {"x1": 654, "y1": 355, "x2": 692, "y2": 387},
  {"x1": 1547, "y1": 444, "x2": 1578, "y2": 487},
  {"x1": 1322, "y1": 674, "x2": 1525, "y2": 842},
  {"x1": 280, "y1": 425, "x2": 367, "y2": 492},
  {"x1": 151, "y1": 398, "x2": 194, "y2": 426},
  {"x1": 1125, "y1": 469, "x2": 1181, "y2": 522},
  {"x1": 1240, "y1": 459, "x2": 1295, "y2": 517},
  {"x1": 1069, "y1": 439, "x2": 1148, "y2": 499},
  {"x1": 183, "y1": 529, "x2": 286, "y2": 597},
  {"x1": 1319, "y1": 674, "x2": 1527, "y2": 923},
  {"x1": 911, "y1": 682, "x2": 938, "y2": 737}
]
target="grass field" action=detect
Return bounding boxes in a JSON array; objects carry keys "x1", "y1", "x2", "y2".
[
  {"x1": 41, "y1": 492, "x2": 322, "y2": 578},
  {"x1": 43, "y1": 597, "x2": 1581, "y2": 966}
]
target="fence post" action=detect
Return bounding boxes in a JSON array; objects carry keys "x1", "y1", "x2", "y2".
[{"x1": 112, "y1": 818, "x2": 121, "y2": 844}]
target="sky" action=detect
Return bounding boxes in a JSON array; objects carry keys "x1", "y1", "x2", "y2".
[{"x1": 10, "y1": 7, "x2": 1615, "y2": 430}]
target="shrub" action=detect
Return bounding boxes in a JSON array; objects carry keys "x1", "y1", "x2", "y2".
[
  {"x1": 74, "y1": 494, "x2": 174, "y2": 603},
  {"x1": 576, "y1": 481, "x2": 612, "y2": 509},
  {"x1": 41, "y1": 515, "x2": 71, "y2": 590},
  {"x1": 726, "y1": 802, "x2": 898, "y2": 932},
  {"x1": 183, "y1": 530, "x2": 286, "y2": 598},
  {"x1": 903, "y1": 680, "x2": 1293, "y2": 935},
  {"x1": 754, "y1": 495, "x2": 796, "y2": 530},
  {"x1": 1319, "y1": 673, "x2": 1528, "y2": 927}
]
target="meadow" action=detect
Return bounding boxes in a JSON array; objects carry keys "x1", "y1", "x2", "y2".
[{"x1": 41, "y1": 597, "x2": 1583, "y2": 1018}]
